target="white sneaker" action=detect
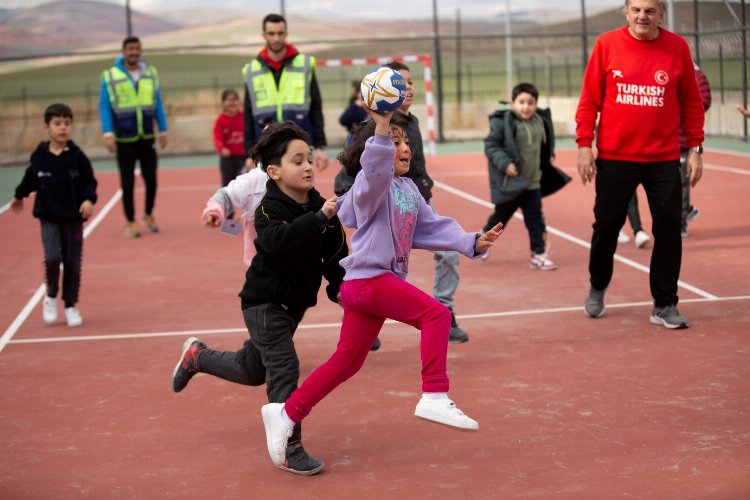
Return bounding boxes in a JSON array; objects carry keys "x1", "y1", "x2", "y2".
[
  {"x1": 530, "y1": 252, "x2": 557, "y2": 271},
  {"x1": 634, "y1": 231, "x2": 651, "y2": 249},
  {"x1": 261, "y1": 403, "x2": 294, "y2": 467},
  {"x1": 618, "y1": 230, "x2": 631, "y2": 244},
  {"x1": 42, "y1": 296, "x2": 57, "y2": 324},
  {"x1": 414, "y1": 395, "x2": 478, "y2": 431},
  {"x1": 64, "y1": 307, "x2": 82, "y2": 327}
]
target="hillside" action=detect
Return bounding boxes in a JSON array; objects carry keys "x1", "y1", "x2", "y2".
[{"x1": 0, "y1": 0, "x2": 178, "y2": 58}]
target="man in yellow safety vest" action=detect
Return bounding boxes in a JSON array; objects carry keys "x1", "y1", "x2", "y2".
[
  {"x1": 243, "y1": 14, "x2": 328, "y2": 170},
  {"x1": 99, "y1": 36, "x2": 168, "y2": 238}
]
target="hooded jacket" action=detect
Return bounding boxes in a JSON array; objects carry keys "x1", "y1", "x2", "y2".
[
  {"x1": 14, "y1": 140, "x2": 98, "y2": 222},
  {"x1": 484, "y1": 103, "x2": 568, "y2": 204},
  {"x1": 239, "y1": 179, "x2": 348, "y2": 319}
]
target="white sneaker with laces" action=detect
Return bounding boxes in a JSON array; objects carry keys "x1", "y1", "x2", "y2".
[
  {"x1": 261, "y1": 403, "x2": 294, "y2": 466},
  {"x1": 64, "y1": 307, "x2": 82, "y2": 327},
  {"x1": 42, "y1": 296, "x2": 57, "y2": 324},
  {"x1": 618, "y1": 230, "x2": 631, "y2": 244},
  {"x1": 414, "y1": 395, "x2": 478, "y2": 431},
  {"x1": 530, "y1": 252, "x2": 557, "y2": 271},
  {"x1": 634, "y1": 231, "x2": 651, "y2": 249}
]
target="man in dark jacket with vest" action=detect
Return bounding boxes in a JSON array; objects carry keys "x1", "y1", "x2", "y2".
[
  {"x1": 243, "y1": 14, "x2": 328, "y2": 170},
  {"x1": 99, "y1": 36, "x2": 168, "y2": 238}
]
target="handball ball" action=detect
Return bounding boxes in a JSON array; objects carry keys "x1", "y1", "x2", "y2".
[{"x1": 360, "y1": 66, "x2": 407, "y2": 113}]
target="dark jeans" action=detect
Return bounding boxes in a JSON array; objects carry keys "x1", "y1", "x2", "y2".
[
  {"x1": 116, "y1": 139, "x2": 158, "y2": 222},
  {"x1": 244, "y1": 303, "x2": 303, "y2": 443},
  {"x1": 219, "y1": 156, "x2": 246, "y2": 187},
  {"x1": 41, "y1": 219, "x2": 83, "y2": 306},
  {"x1": 589, "y1": 159, "x2": 682, "y2": 307},
  {"x1": 483, "y1": 188, "x2": 546, "y2": 254},
  {"x1": 199, "y1": 303, "x2": 304, "y2": 442}
]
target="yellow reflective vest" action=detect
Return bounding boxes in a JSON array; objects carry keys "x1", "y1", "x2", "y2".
[
  {"x1": 243, "y1": 54, "x2": 314, "y2": 139},
  {"x1": 102, "y1": 65, "x2": 160, "y2": 141}
]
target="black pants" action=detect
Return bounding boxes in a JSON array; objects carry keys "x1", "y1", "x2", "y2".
[
  {"x1": 116, "y1": 139, "x2": 158, "y2": 222},
  {"x1": 624, "y1": 193, "x2": 644, "y2": 234},
  {"x1": 589, "y1": 159, "x2": 682, "y2": 307},
  {"x1": 219, "y1": 156, "x2": 246, "y2": 187},
  {"x1": 483, "y1": 188, "x2": 546, "y2": 254},
  {"x1": 199, "y1": 303, "x2": 304, "y2": 443},
  {"x1": 41, "y1": 220, "x2": 83, "y2": 306}
]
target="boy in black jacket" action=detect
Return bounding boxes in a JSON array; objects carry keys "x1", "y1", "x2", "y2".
[
  {"x1": 12, "y1": 103, "x2": 98, "y2": 327},
  {"x1": 170, "y1": 121, "x2": 348, "y2": 476}
]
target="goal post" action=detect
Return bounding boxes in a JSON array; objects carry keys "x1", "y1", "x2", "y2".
[{"x1": 316, "y1": 54, "x2": 437, "y2": 155}]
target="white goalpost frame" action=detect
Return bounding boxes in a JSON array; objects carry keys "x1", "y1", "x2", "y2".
[{"x1": 316, "y1": 54, "x2": 437, "y2": 155}]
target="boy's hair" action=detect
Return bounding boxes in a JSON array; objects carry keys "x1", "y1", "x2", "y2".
[
  {"x1": 122, "y1": 36, "x2": 140, "y2": 49},
  {"x1": 263, "y1": 13, "x2": 286, "y2": 31},
  {"x1": 249, "y1": 121, "x2": 310, "y2": 172},
  {"x1": 221, "y1": 88, "x2": 239, "y2": 101},
  {"x1": 512, "y1": 82, "x2": 539, "y2": 102},
  {"x1": 44, "y1": 103, "x2": 73, "y2": 124},
  {"x1": 384, "y1": 61, "x2": 410, "y2": 73},
  {"x1": 337, "y1": 112, "x2": 409, "y2": 178}
]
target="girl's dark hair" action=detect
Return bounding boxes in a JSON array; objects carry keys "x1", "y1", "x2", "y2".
[
  {"x1": 337, "y1": 112, "x2": 409, "y2": 178},
  {"x1": 248, "y1": 121, "x2": 310, "y2": 171},
  {"x1": 221, "y1": 88, "x2": 239, "y2": 101}
]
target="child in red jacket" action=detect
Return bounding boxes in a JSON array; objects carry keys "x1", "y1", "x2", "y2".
[{"x1": 213, "y1": 89, "x2": 246, "y2": 186}]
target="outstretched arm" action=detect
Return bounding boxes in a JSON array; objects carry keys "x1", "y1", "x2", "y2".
[{"x1": 476, "y1": 222, "x2": 503, "y2": 254}]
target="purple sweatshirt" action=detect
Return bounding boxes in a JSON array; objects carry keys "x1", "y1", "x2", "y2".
[{"x1": 337, "y1": 132, "x2": 481, "y2": 281}]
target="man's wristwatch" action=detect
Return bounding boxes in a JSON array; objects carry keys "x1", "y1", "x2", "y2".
[{"x1": 689, "y1": 146, "x2": 703, "y2": 154}]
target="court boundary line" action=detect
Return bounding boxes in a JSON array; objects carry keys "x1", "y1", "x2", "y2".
[
  {"x1": 0, "y1": 189, "x2": 122, "y2": 353},
  {"x1": 434, "y1": 180, "x2": 720, "y2": 300},
  {"x1": 7, "y1": 294, "x2": 750, "y2": 345}
]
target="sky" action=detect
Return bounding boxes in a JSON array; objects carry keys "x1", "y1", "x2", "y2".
[{"x1": 1, "y1": 0, "x2": 620, "y2": 20}]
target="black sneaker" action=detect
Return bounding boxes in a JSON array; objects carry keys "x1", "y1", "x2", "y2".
[
  {"x1": 278, "y1": 441, "x2": 324, "y2": 475},
  {"x1": 171, "y1": 337, "x2": 206, "y2": 393},
  {"x1": 370, "y1": 337, "x2": 381, "y2": 351},
  {"x1": 448, "y1": 310, "x2": 469, "y2": 344}
]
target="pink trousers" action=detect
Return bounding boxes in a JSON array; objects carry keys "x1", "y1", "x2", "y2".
[{"x1": 285, "y1": 272, "x2": 451, "y2": 423}]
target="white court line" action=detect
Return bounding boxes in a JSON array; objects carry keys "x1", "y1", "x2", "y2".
[
  {"x1": 7, "y1": 295, "x2": 750, "y2": 345},
  {"x1": 0, "y1": 189, "x2": 122, "y2": 354},
  {"x1": 1, "y1": 157, "x2": 743, "y2": 352},
  {"x1": 434, "y1": 180, "x2": 720, "y2": 300},
  {"x1": 704, "y1": 163, "x2": 750, "y2": 175}
]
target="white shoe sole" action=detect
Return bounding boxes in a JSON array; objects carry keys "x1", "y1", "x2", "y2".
[
  {"x1": 649, "y1": 316, "x2": 688, "y2": 329},
  {"x1": 171, "y1": 337, "x2": 198, "y2": 392},
  {"x1": 414, "y1": 408, "x2": 479, "y2": 432}
]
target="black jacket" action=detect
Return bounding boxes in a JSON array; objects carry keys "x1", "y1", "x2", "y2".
[
  {"x1": 14, "y1": 140, "x2": 98, "y2": 222},
  {"x1": 484, "y1": 105, "x2": 569, "y2": 204},
  {"x1": 239, "y1": 180, "x2": 348, "y2": 318}
]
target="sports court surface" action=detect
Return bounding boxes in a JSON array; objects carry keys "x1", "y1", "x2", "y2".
[{"x1": 1, "y1": 145, "x2": 749, "y2": 499}]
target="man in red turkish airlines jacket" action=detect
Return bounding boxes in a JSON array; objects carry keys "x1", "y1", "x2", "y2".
[{"x1": 575, "y1": 0, "x2": 705, "y2": 329}]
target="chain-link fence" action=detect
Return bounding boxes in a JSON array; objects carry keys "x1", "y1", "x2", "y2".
[{"x1": 0, "y1": 2, "x2": 747, "y2": 165}]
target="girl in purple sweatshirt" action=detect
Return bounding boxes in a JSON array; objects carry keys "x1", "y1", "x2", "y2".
[{"x1": 259, "y1": 107, "x2": 503, "y2": 474}]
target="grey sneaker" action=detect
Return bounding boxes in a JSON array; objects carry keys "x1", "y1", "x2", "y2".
[
  {"x1": 448, "y1": 310, "x2": 469, "y2": 344},
  {"x1": 650, "y1": 304, "x2": 688, "y2": 329},
  {"x1": 278, "y1": 441, "x2": 325, "y2": 476},
  {"x1": 584, "y1": 287, "x2": 606, "y2": 318}
]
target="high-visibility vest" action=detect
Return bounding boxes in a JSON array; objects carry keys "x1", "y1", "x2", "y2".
[
  {"x1": 243, "y1": 54, "x2": 314, "y2": 138},
  {"x1": 102, "y1": 65, "x2": 159, "y2": 141}
]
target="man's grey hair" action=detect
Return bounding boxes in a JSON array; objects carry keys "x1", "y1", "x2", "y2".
[{"x1": 623, "y1": 0, "x2": 667, "y2": 11}]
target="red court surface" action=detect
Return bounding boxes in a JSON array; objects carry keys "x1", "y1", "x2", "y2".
[{"x1": 1, "y1": 148, "x2": 749, "y2": 499}]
